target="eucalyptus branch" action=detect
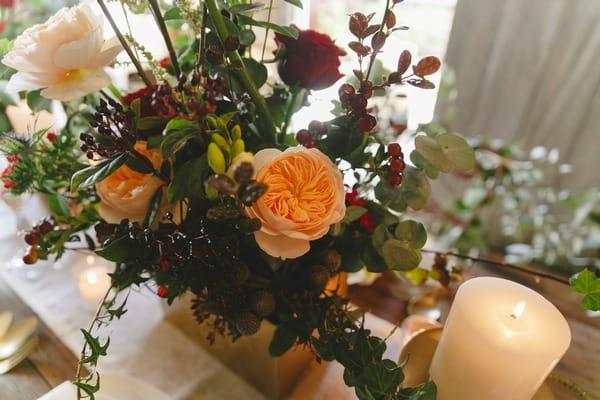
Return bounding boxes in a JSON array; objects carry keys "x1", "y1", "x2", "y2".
[
  {"x1": 421, "y1": 249, "x2": 570, "y2": 285},
  {"x1": 204, "y1": 0, "x2": 277, "y2": 144},
  {"x1": 96, "y1": 0, "x2": 153, "y2": 89},
  {"x1": 148, "y1": 0, "x2": 181, "y2": 77}
]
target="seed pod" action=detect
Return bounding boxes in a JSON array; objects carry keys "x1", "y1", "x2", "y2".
[
  {"x1": 309, "y1": 264, "x2": 330, "y2": 290},
  {"x1": 211, "y1": 133, "x2": 229, "y2": 151},
  {"x1": 207, "y1": 142, "x2": 226, "y2": 174},
  {"x1": 323, "y1": 249, "x2": 342, "y2": 274},
  {"x1": 235, "y1": 312, "x2": 261, "y2": 336},
  {"x1": 231, "y1": 125, "x2": 242, "y2": 140},
  {"x1": 250, "y1": 291, "x2": 276, "y2": 317}
]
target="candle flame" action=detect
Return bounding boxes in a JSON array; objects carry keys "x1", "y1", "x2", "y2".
[
  {"x1": 87, "y1": 270, "x2": 98, "y2": 285},
  {"x1": 511, "y1": 301, "x2": 526, "y2": 319}
]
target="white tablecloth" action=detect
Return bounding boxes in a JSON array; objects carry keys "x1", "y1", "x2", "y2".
[{"x1": 0, "y1": 199, "x2": 410, "y2": 399}]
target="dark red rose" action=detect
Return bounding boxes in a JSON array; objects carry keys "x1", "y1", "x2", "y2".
[
  {"x1": 275, "y1": 27, "x2": 346, "y2": 90},
  {"x1": 0, "y1": 0, "x2": 17, "y2": 8}
]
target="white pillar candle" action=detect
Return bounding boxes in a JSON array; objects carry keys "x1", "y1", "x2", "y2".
[
  {"x1": 429, "y1": 277, "x2": 571, "y2": 400},
  {"x1": 78, "y1": 266, "x2": 111, "y2": 309}
]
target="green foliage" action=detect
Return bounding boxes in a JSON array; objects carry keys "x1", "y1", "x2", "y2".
[
  {"x1": 570, "y1": 269, "x2": 600, "y2": 311},
  {"x1": 71, "y1": 154, "x2": 128, "y2": 191}
]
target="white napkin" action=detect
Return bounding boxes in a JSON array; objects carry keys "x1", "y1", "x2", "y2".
[{"x1": 38, "y1": 374, "x2": 171, "y2": 400}]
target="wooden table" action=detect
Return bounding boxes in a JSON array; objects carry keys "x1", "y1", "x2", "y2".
[
  {"x1": 0, "y1": 276, "x2": 79, "y2": 399},
  {"x1": 1, "y1": 267, "x2": 599, "y2": 399}
]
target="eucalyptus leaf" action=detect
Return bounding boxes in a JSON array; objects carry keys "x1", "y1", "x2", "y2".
[
  {"x1": 436, "y1": 132, "x2": 475, "y2": 171},
  {"x1": 381, "y1": 240, "x2": 422, "y2": 271},
  {"x1": 343, "y1": 206, "x2": 368, "y2": 224},
  {"x1": 394, "y1": 220, "x2": 427, "y2": 249},
  {"x1": 414, "y1": 135, "x2": 450, "y2": 172}
]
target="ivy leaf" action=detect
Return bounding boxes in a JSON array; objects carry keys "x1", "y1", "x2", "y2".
[
  {"x1": 106, "y1": 296, "x2": 129, "y2": 320},
  {"x1": 96, "y1": 236, "x2": 135, "y2": 263},
  {"x1": 570, "y1": 269, "x2": 600, "y2": 311},
  {"x1": 381, "y1": 239, "x2": 422, "y2": 271},
  {"x1": 161, "y1": 119, "x2": 202, "y2": 158},
  {"x1": 436, "y1": 133, "x2": 475, "y2": 171},
  {"x1": 400, "y1": 381, "x2": 437, "y2": 399},
  {"x1": 79, "y1": 329, "x2": 110, "y2": 364},
  {"x1": 73, "y1": 372, "x2": 100, "y2": 399},
  {"x1": 362, "y1": 359, "x2": 404, "y2": 396},
  {"x1": 70, "y1": 153, "x2": 128, "y2": 191}
]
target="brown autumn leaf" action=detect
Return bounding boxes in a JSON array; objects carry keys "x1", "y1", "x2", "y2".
[
  {"x1": 361, "y1": 24, "x2": 382, "y2": 39},
  {"x1": 407, "y1": 78, "x2": 435, "y2": 89},
  {"x1": 388, "y1": 71, "x2": 402, "y2": 84},
  {"x1": 366, "y1": 12, "x2": 376, "y2": 23},
  {"x1": 385, "y1": 10, "x2": 396, "y2": 29},
  {"x1": 397, "y1": 50, "x2": 412, "y2": 75},
  {"x1": 348, "y1": 12, "x2": 367, "y2": 38},
  {"x1": 413, "y1": 56, "x2": 441, "y2": 77},
  {"x1": 371, "y1": 31, "x2": 386, "y2": 51},
  {"x1": 348, "y1": 41, "x2": 371, "y2": 57},
  {"x1": 353, "y1": 69, "x2": 364, "y2": 81}
]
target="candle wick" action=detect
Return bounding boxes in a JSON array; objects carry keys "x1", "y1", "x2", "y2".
[{"x1": 510, "y1": 313, "x2": 517, "y2": 319}]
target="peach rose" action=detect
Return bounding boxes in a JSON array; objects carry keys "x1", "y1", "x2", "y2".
[
  {"x1": 96, "y1": 142, "x2": 163, "y2": 224},
  {"x1": 246, "y1": 147, "x2": 346, "y2": 259}
]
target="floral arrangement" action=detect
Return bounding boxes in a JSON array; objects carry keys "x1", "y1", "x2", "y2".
[{"x1": 0, "y1": 0, "x2": 490, "y2": 399}]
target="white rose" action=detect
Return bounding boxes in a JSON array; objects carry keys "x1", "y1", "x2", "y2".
[{"x1": 2, "y1": 4, "x2": 122, "y2": 101}]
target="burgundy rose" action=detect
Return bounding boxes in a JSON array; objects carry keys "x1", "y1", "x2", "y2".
[
  {"x1": 0, "y1": 0, "x2": 18, "y2": 8},
  {"x1": 275, "y1": 27, "x2": 346, "y2": 90}
]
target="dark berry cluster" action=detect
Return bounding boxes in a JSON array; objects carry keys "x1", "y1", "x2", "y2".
[
  {"x1": 386, "y1": 143, "x2": 405, "y2": 186},
  {"x1": 338, "y1": 83, "x2": 377, "y2": 132},
  {"x1": 23, "y1": 218, "x2": 55, "y2": 264},
  {"x1": 81, "y1": 98, "x2": 136, "y2": 160},
  {"x1": 295, "y1": 120, "x2": 325, "y2": 148},
  {"x1": 150, "y1": 71, "x2": 225, "y2": 123}
]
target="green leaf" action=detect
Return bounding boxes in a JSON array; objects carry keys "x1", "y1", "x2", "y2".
[
  {"x1": 125, "y1": 155, "x2": 154, "y2": 174},
  {"x1": 436, "y1": 133, "x2": 475, "y2": 171},
  {"x1": 161, "y1": 119, "x2": 201, "y2": 158},
  {"x1": 343, "y1": 206, "x2": 368, "y2": 224},
  {"x1": 401, "y1": 381, "x2": 437, "y2": 400},
  {"x1": 168, "y1": 156, "x2": 207, "y2": 202},
  {"x1": 394, "y1": 220, "x2": 427, "y2": 249},
  {"x1": 283, "y1": 0, "x2": 303, "y2": 9},
  {"x1": 26, "y1": 89, "x2": 52, "y2": 113},
  {"x1": 269, "y1": 322, "x2": 298, "y2": 356},
  {"x1": 163, "y1": 7, "x2": 182, "y2": 20},
  {"x1": 71, "y1": 153, "x2": 128, "y2": 191},
  {"x1": 362, "y1": 360, "x2": 404, "y2": 396},
  {"x1": 48, "y1": 194, "x2": 71, "y2": 218},
  {"x1": 381, "y1": 240, "x2": 422, "y2": 271},
  {"x1": 241, "y1": 57, "x2": 268, "y2": 89},
  {"x1": 143, "y1": 187, "x2": 163, "y2": 227},
  {"x1": 570, "y1": 269, "x2": 600, "y2": 311},
  {"x1": 96, "y1": 236, "x2": 134, "y2": 263},
  {"x1": 237, "y1": 15, "x2": 299, "y2": 39},
  {"x1": 137, "y1": 116, "x2": 165, "y2": 131},
  {"x1": 229, "y1": 3, "x2": 266, "y2": 14}
]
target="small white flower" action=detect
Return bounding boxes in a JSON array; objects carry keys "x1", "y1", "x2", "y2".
[{"x1": 2, "y1": 4, "x2": 122, "y2": 101}]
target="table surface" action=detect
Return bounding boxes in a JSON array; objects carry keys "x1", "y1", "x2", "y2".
[{"x1": 0, "y1": 202, "x2": 599, "y2": 399}]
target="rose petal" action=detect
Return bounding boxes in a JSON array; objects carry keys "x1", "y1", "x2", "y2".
[{"x1": 253, "y1": 230, "x2": 310, "y2": 259}]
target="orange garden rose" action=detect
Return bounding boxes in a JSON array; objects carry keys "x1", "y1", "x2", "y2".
[
  {"x1": 247, "y1": 147, "x2": 346, "y2": 259},
  {"x1": 96, "y1": 141, "x2": 163, "y2": 223}
]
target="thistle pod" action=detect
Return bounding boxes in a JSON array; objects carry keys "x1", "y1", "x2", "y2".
[
  {"x1": 231, "y1": 138, "x2": 245, "y2": 158},
  {"x1": 207, "y1": 142, "x2": 226, "y2": 174},
  {"x1": 211, "y1": 133, "x2": 229, "y2": 151}
]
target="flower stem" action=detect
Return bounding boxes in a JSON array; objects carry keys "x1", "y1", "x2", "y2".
[
  {"x1": 260, "y1": 0, "x2": 275, "y2": 63},
  {"x1": 365, "y1": 0, "x2": 391, "y2": 81},
  {"x1": 148, "y1": 0, "x2": 181, "y2": 77},
  {"x1": 96, "y1": 0, "x2": 154, "y2": 89},
  {"x1": 204, "y1": 0, "x2": 277, "y2": 144}
]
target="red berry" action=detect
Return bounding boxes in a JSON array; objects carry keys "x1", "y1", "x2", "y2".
[
  {"x1": 46, "y1": 132, "x2": 57, "y2": 142},
  {"x1": 304, "y1": 140, "x2": 319, "y2": 149},
  {"x1": 6, "y1": 155, "x2": 17, "y2": 163},
  {"x1": 157, "y1": 286, "x2": 168, "y2": 298},
  {"x1": 295, "y1": 129, "x2": 311, "y2": 144},
  {"x1": 390, "y1": 158, "x2": 405, "y2": 173},
  {"x1": 3, "y1": 180, "x2": 15, "y2": 189},
  {"x1": 159, "y1": 259, "x2": 170, "y2": 271},
  {"x1": 308, "y1": 120, "x2": 325, "y2": 135},
  {"x1": 23, "y1": 248, "x2": 37, "y2": 265},
  {"x1": 388, "y1": 175, "x2": 402, "y2": 186},
  {"x1": 358, "y1": 114, "x2": 376, "y2": 132},
  {"x1": 159, "y1": 57, "x2": 170, "y2": 68},
  {"x1": 24, "y1": 231, "x2": 41, "y2": 245},
  {"x1": 338, "y1": 83, "x2": 355, "y2": 97},
  {"x1": 387, "y1": 143, "x2": 401, "y2": 157}
]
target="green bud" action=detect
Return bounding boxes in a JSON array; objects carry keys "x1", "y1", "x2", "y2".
[
  {"x1": 207, "y1": 142, "x2": 226, "y2": 174},
  {"x1": 231, "y1": 125, "x2": 242, "y2": 140},
  {"x1": 211, "y1": 133, "x2": 229, "y2": 151},
  {"x1": 231, "y1": 139, "x2": 245, "y2": 158},
  {"x1": 204, "y1": 115, "x2": 218, "y2": 129}
]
